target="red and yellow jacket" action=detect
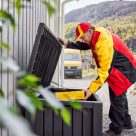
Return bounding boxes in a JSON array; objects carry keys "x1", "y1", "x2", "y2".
[{"x1": 67, "y1": 27, "x2": 136, "y2": 96}]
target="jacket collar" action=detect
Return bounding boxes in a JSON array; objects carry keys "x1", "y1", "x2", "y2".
[{"x1": 89, "y1": 31, "x2": 101, "y2": 49}]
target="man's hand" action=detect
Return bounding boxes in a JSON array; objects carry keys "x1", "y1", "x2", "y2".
[
  {"x1": 84, "y1": 89, "x2": 92, "y2": 100},
  {"x1": 58, "y1": 37, "x2": 68, "y2": 47}
]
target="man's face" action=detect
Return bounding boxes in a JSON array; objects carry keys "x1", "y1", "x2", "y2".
[{"x1": 81, "y1": 30, "x2": 93, "y2": 45}]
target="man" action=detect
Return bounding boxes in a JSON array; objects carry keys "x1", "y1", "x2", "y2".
[{"x1": 58, "y1": 22, "x2": 136, "y2": 136}]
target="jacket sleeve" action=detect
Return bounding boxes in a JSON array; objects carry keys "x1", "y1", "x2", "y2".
[
  {"x1": 88, "y1": 40, "x2": 114, "y2": 93},
  {"x1": 67, "y1": 41, "x2": 90, "y2": 50}
]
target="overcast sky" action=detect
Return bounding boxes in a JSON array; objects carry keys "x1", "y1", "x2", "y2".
[{"x1": 63, "y1": 0, "x2": 136, "y2": 14}]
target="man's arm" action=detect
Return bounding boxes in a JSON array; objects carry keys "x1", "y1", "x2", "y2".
[
  {"x1": 67, "y1": 41, "x2": 90, "y2": 50},
  {"x1": 58, "y1": 38, "x2": 90, "y2": 50},
  {"x1": 88, "y1": 41, "x2": 114, "y2": 93}
]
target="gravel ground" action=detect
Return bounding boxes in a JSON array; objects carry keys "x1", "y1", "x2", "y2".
[{"x1": 64, "y1": 79, "x2": 136, "y2": 136}]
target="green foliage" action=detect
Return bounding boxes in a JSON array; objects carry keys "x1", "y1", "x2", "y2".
[
  {"x1": 17, "y1": 74, "x2": 40, "y2": 88},
  {"x1": 69, "y1": 100, "x2": 83, "y2": 110},
  {"x1": 39, "y1": 87, "x2": 64, "y2": 109},
  {"x1": 0, "y1": 97, "x2": 37, "y2": 136},
  {"x1": 0, "y1": 10, "x2": 16, "y2": 30},
  {"x1": 25, "y1": 91, "x2": 44, "y2": 111},
  {"x1": 42, "y1": 0, "x2": 56, "y2": 16},
  {"x1": 0, "y1": 41, "x2": 10, "y2": 50},
  {"x1": 64, "y1": 22, "x2": 78, "y2": 40},
  {"x1": 60, "y1": 107, "x2": 71, "y2": 126},
  {"x1": 0, "y1": 57, "x2": 19, "y2": 72},
  {"x1": 0, "y1": 89, "x2": 4, "y2": 97},
  {"x1": 13, "y1": 0, "x2": 24, "y2": 16},
  {"x1": 16, "y1": 90, "x2": 37, "y2": 118}
]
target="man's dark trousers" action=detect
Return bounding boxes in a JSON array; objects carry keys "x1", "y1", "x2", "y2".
[{"x1": 109, "y1": 86, "x2": 132, "y2": 134}]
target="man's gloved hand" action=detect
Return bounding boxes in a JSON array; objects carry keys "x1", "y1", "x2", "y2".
[
  {"x1": 58, "y1": 37, "x2": 68, "y2": 47},
  {"x1": 84, "y1": 88, "x2": 92, "y2": 100}
]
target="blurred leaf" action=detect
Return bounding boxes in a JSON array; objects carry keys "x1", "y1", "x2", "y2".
[
  {"x1": 53, "y1": 0, "x2": 59, "y2": 3},
  {"x1": 60, "y1": 107, "x2": 71, "y2": 126},
  {"x1": 0, "y1": 41, "x2": 10, "y2": 50},
  {"x1": 16, "y1": 91, "x2": 36, "y2": 118},
  {"x1": 69, "y1": 101, "x2": 83, "y2": 110},
  {"x1": 0, "y1": 26, "x2": 2, "y2": 32},
  {"x1": 17, "y1": 74, "x2": 40, "y2": 88},
  {"x1": 2, "y1": 112, "x2": 37, "y2": 136},
  {"x1": 39, "y1": 87, "x2": 63, "y2": 109},
  {"x1": 53, "y1": 108, "x2": 59, "y2": 115},
  {"x1": 42, "y1": 0, "x2": 56, "y2": 16},
  {"x1": 0, "y1": 89, "x2": 4, "y2": 97},
  {"x1": 15, "y1": 71, "x2": 26, "y2": 78},
  {"x1": 0, "y1": 10, "x2": 16, "y2": 30},
  {"x1": 0, "y1": 97, "x2": 37, "y2": 136},
  {"x1": 13, "y1": 0, "x2": 24, "y2": 16},
  {"x1": 8, "y1": 106, "x2": 20, "y2": 115},
  {"x1": 26, "y1": 92, "x2": 43, "y2": 111},
  {"x1": 25, "y1": 74, "x2": 40, "y2": 83},
  {"x1": 0, "y1": 57, "x2": 19, "y2": 72},
  {"x1": 0, "y1": 121, "x2": 5, "y2": 129}
]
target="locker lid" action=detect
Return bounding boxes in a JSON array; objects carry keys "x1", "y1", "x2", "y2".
[{"x1": 28, "y1": 23, "x2": 62, "y2": 87}]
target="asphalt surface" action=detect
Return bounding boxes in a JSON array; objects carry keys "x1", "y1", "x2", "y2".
[{"x1": 64, "y1": 78, "x2": 136, "y2": 136}]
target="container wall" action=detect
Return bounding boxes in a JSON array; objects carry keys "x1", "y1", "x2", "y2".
[{"x1": 26, "y1": 100, "x2": 103, "y2": 136}]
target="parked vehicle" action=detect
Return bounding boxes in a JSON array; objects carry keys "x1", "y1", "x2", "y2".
[{"x1": 64, "y1": 49, "x2": 82, "y2": 78}]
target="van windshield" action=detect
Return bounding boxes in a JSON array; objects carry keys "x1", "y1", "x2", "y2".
[{"x1": 64, "y1": 54, "x2": 80, "y2": 61}]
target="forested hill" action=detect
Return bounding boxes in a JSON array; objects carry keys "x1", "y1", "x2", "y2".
[
  {"x1": 64, "y1": 1, "x2": 136, "y2": 51},
  {"x1": 65, "y1": 1, "x2": 136, "y2": 24}
]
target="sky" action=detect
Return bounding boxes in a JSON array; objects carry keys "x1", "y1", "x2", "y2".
[{"x1": 63, "y1": 0, "x2": 136, "y2": 14}]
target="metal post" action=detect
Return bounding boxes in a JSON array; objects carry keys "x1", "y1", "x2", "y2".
[{"x1": 59, "y1": 0, "x2": 78, "y2": 86}]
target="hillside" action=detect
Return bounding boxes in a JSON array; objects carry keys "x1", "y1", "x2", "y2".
[
  {"x1": 65, "y1": 1, "x2": 136, "y2": 24},
  {"x1": 64, "y1": 1, "x2": 136, "y2": 52}
]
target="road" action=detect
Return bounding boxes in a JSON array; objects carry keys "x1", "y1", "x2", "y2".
[{"x1": 64, "y1": 78, "x2": 136, "y2": 136}]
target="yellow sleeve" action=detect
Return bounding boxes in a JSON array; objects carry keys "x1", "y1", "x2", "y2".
[{"x1": 89, "y1": 39, "x2": 114, "y2": 93}]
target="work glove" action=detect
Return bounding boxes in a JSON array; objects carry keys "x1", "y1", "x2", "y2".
[{"x1": 58, "y1": 37, "x2": 68, "y2": 47}]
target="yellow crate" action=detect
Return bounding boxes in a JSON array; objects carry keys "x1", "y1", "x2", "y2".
[{"x1": 55, "y1": 90, "x2": 85, "y2": 100}]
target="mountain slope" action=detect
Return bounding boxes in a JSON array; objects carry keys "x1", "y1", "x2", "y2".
[
  {"x1": 65, "y1": 1, "x2": 136, "y2": 24},
  {"x1": 65, "y1": 14, "x2": 136, "y2": 51}
]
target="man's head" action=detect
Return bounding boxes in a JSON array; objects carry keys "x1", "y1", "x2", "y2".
[{"x1": 75, "y1": 22, "x2": 94, "y2": 45}]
